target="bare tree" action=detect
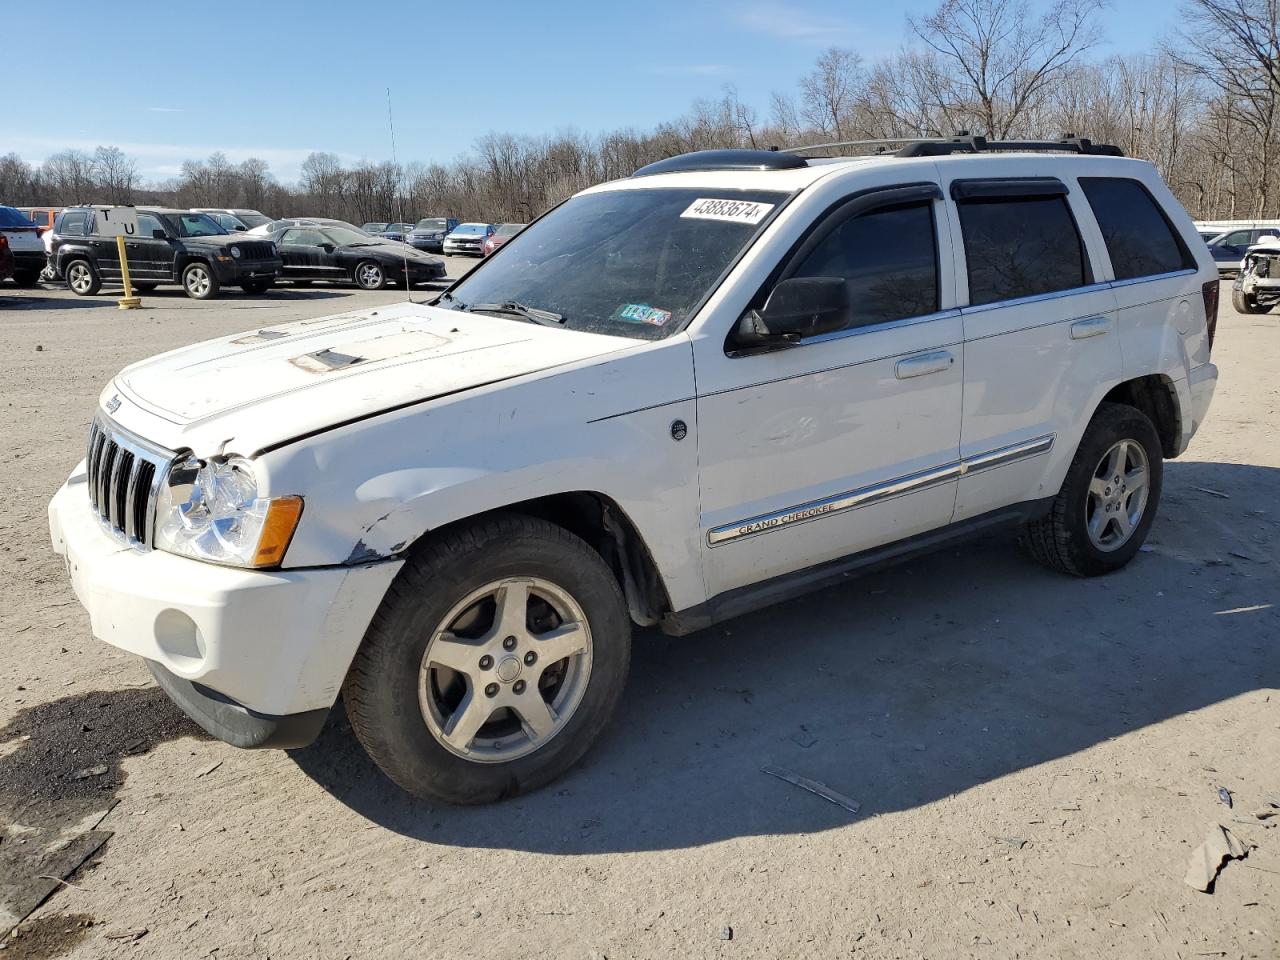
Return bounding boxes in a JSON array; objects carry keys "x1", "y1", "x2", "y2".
[
  {"x1": 1169, "y1": 0, "x2": 1280, "y2": 215},
  {"x1": 908, "y1": 0, "x2": 1107, "y2": 138},
  {"x1": 93, "y1": 145, "x2": 137, "y2": 204},
  {"x1": 798, "y1": 48, "x2": 864, "y2": 139}
]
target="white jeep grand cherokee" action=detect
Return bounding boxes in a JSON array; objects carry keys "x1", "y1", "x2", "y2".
[{"x1": 48, "y1": 138, "x2": 1220, "y2": 804}]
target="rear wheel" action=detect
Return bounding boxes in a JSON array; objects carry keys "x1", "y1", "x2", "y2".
[
  {"x1": 65, "y1": 259, "x2": 101, "y2": 296},
  {"x1": 1022, "y1": 403, "x2": 1162, "y2": 577},
  {"x1": 343, "y1": 514, "x2": 631, "y2": 804},
  {"x1": 354, "y1": 259, "x2": 386, "y2": 290},
  {"x1": 1232, "y1": 287, "x2": 1265, "y2": 314},
  {"x1": 12, "y1": 270, "x2": 40, "y2": 287},
  {"x1": 182, "y1": 262, "x2": 220, "y2": 300}
]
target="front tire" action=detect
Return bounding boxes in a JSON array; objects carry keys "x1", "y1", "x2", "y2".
[
  {"x1": 1022, "y1": 402, "x2": 1163, "y2": 577},
  {"x1": 65, "y1": 259, "x2": 101, "y2": 296},
  {"x1": 182, "y1": 262, "x2": 220, "y2": 300},
  {"x1": 1232, "y1": 287, "x2": 1265, "y2": 314},
  {"x1": 354, "y1": 260, "x2": 386, "y2": 290},
  {"x1": 343, "y1": 514, "x2": 631, "y2": 804}
]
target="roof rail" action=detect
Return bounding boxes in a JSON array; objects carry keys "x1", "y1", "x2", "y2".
[
  {"x1": 782, "y1": 134, "x2": 1124, "y2": 159},
  {"x1": 632, "y1": 149, "x2": 808, "y2": 177}
]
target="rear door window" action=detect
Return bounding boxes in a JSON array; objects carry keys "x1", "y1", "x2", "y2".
[
  {"x1": 58, "y1": 210, "x2": 90, "y2": 236},
  {"x1": 1079, "y1": 177, "x2": 1194, "y2": 280},
  {"x1": 956, "y1": 194, "x2": 1089, "y2": 306}
]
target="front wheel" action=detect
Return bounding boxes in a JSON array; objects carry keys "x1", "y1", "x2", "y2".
[
  {"x1": 343, "y1": 514, "x2": 631, "y2": 804},
  {"x1": 65, "y1": 259, "x2": 101, "y2": 296},
  {"x1": 182, "y1": 262, "x2": 220, "y2": 300},
  {"x1": 354, "y1": 260, "x2": 386, "y2": 290},
  {"x1": 1022, "y1": 402, "x2": 1163, "y2": 577},
  {"x1": 1232, "y1": 287, "x2": 1265, "y2": 314}
]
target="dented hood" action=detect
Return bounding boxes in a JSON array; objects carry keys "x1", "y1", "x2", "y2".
[{"x1": 108, "y1": 301, "x2": 635, "y2": 454}]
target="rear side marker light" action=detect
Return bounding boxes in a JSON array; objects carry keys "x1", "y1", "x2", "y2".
[{"x1": 1201, "y1": 279, "x2": 1219, "y2": 348}]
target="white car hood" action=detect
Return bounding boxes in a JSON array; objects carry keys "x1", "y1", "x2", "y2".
[{"x1": 107, "y1": 300, "x2": 635, "y2": 455}]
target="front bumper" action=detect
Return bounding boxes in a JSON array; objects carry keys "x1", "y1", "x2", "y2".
[
  {"x1": 48, "y1": 465, "x2": 402, "y2": 744},
  {"x1": 443, "y1": 242, "x2": 483, "y2": 256},
  {"x1": 211, "y1": 257, "x2": 282, "y2": 283}
]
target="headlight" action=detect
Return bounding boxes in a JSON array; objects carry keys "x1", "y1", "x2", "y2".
[
  {"x1": 229, "y1": 245, "x2": 242, "y2": 258},
  {"x1": 155, "y1": 455, "x2": 303, "y2": 567}
]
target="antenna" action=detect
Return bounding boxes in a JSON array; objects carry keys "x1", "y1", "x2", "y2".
[{"x1": 386, "y1": 86, "x2": 414, "y2": 304}]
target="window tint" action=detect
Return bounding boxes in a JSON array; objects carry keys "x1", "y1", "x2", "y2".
[
  {"x1": 788, "y1": 202, "x2": 939, "y2": 329},
  {"x1": 58, "y1": 210, "x2": 89, "y2": 236},
  {"x1": 137, "y1": 213, "x2": 164, "y2": 236},
  {"x1": 957, "y1": 196, "x2": 1088, "y2": 305},
  {"x1": 1079, "y1": 177, "x2": 1193, "y2": 280},
  {"x1": 282, "y1": 228, "x2": 326, "y2": 246}
]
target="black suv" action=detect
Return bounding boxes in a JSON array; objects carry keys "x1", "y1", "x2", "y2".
[{"x1": 52, "y1": 207, "x2": 282, "y2": 299}]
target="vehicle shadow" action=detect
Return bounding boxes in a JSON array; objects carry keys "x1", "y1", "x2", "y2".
[
  {"x1": 0, "y1": 292, "x2": 116, "y2": 310},
  {"x1": 290, "y1": 459, "x2": 1279, "y2": 853}
]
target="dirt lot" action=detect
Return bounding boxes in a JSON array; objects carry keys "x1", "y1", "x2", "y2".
[{"x1": 0, "y1": 276, "x2": 1276, "y2": 960}]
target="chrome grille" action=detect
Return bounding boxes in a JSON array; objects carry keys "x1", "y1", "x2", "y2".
[
  {"x1": 85, "y1": 417, "x2": 173, "y2": 547},
  {"x1": 235, "y1": 241, "x2": 276, "y2": 261}
]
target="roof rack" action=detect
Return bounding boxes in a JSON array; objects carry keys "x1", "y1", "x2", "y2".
[
  {"x1": 784, "y1": 134, "x2": 1124, "y2": 159},
  {"x1": 632, "y1": 149, "x2": 808, "y2": 178}
]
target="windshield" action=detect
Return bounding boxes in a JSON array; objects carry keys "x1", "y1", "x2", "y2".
[
  {"x1": 233, "y1": 212, "x2": 269, "y2": 228},
  {"x1": 0, "y1": 206, "x2": 36, "y2": 227},
  {"x1": 495, "y1": 223, "x2": 523, "y2": 237},
  {"x1": 363, "y1": 222, "x2": 389, "y2": 232},
  {"x1": 325, "y1": 226, "x2": 375, "y2": 246},
  {"x1": 442, "y1": 187, "x2": 786, "y2": 341},
  {"x1": 168, "y1": 212, "x2": 228, "y2": 237},
  {"x1": 416, "y1": 218, "x2": 447, "y2": 230},
  {"x1": 454, "y1": 223, "x2": 489, "y2": 235}
]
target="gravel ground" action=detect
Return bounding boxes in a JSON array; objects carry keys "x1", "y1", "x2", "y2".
[{"x1": 0, "y1": 276, "x2": 1276, "y2": 960}]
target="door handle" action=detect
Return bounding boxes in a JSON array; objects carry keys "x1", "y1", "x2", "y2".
[
  {"x1": 895, "y1": 350, "x2": 954, "y2": 380},
  {"x1": 1070, "y1": 315, "x2": 1111, "y2": 340}
]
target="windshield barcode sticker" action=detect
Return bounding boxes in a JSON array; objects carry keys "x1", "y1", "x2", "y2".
[{"x1": 680, "y1": 198, "x2": 775, "y2": 225}]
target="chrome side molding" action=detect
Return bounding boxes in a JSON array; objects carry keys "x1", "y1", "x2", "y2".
[{"x1": 707, "y1": 433, "x2": 1054, "y2": 546}]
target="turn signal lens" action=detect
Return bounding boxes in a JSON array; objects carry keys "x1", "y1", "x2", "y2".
[{"x1": 251, "y1": 496, "x2": 304, "y2": 568}]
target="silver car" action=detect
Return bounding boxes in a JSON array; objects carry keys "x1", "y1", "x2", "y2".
[{"x1": 442, "y1": 222, "x2": 494, "y2": 257}]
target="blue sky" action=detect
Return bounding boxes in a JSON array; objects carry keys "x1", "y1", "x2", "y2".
[{"x1": 5, "y1": 0, "x2": 1181, "y2": 183}]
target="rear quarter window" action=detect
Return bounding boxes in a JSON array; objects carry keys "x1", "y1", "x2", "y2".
[{"x1": 1079, "y1": 177, "x2": 1194, "y2": 280}]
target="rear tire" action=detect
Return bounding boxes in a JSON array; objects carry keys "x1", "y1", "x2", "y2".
[
  {"x1": 354, "y1": 259, "x2": 386, "y2": 290},
  {"x1": 343, "y1": 513, "x2": 631, "y2": 804},
  {"x1": 1232, "y1": 287, "x2": 1265, "y2": 314},
  {"x1": 1022, "y1": 402, "x2": 1163, "y2": 577},
  {"x1": 182, "y1": 262, "x2": 220, "y2": 300},
  {"x1": 65, "y1": 259, "x2": 101, "y2": 296},
  {"x1": 13, "y1": 270, "x2": 40, "y2": 287}
]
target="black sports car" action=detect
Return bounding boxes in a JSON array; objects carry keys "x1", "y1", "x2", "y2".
[{"x1": 268, "y1": 224, "x2": 446, "y2": 289}]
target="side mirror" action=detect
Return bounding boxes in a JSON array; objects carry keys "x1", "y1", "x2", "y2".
[
  {"x1": 152, "y1": 229, "x2": 168, "y2": 240},
  {"x1": 320, "y1": 243, "x2": 335, "y2": 253},
  {"x1": 734, "y1": 277, "x2": 850, "y2": 349}
]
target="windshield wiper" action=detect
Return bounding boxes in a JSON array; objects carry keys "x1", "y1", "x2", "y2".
[{"x1": 465, "y1": 300, "x2": 565, "y2": 326}]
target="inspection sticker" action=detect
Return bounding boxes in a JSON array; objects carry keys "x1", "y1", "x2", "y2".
[
  {"x1": 613, "y1": 303, "x2": 673, "y2": 327},
  {"x1": 680, "y1": 197, "x2": 775, "y2": 225}
]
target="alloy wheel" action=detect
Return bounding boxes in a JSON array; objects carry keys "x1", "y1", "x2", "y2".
[
  {"x1": 418, "y1": 576, "x2": 593, "y2": 763},
  {"x1": 1085, "y1": 439, "x2": 1150, "y2": 551},
  {"x1": 185, "y1": 266, "x2": 210, "y2": 297},
  {"x1": 68, "y1": 263, "x2": 92, "y2": 293}
]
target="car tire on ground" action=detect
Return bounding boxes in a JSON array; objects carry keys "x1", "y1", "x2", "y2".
[
  {"x1": 12, "y1": 270, "x2": 40, "y2": 288},
  {"x1": 182, "y1": 261, "x2": 220, "y2": 300},
  {"x1": 133, "y1": 282, "x2": 157, "y2": 292},
  {"x1": 65, "y1": 259, "x2": 101, "y2": 296},
  {"x1": 241, "y1": 279, "x2": 274, "y2": 294},
  {"x1": 1232, "y1": 288, "x2": 1265, "y2": 314},
  {"x1": 354, "y1": 260, "x2": 386, "y2": 290},
  {"x1": 1021, "y1": 402, "x2": 1163, "y2": 577},
  {"x1": 343, "y1": 513, "x2": 631, "y2": 805}
]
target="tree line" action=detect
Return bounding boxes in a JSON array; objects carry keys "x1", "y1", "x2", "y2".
[{"x1": 1, "y1": 0, "x2": 1275, "y2": 225}]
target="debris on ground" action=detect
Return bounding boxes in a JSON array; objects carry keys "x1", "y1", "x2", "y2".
[
  {"x1": 195, "y1": 760, "x2": 223, "y2": 779},
  {"x1": 761, "y1": 765, "x2": 860, "y2": 813},
  {"x1": 1183, "y1": 825, "x2": 1251, "y2": 893},
  {"x1": 1218, "y1": 787, "x2": 1233, "y2": 808},
  {"x1": 719, "y1": 926, "x2": 733, "y2": 941},
  {"x1": 102, "y1": 927, "x2": 148, "y2": 942},
  {"x1": 69, "y1": 766, "x2": 108, "y2": 781},
  {"x1": 790, "y1": 726, "x2": 818, "y2": 748},
  {"x1": 1193, "y1": 486, "x2": 1231, "y2": 499}
]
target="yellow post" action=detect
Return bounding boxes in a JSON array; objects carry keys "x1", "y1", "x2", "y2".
[{"x1": 116, "y1": 234, "x2": 141, "y2": 309}]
